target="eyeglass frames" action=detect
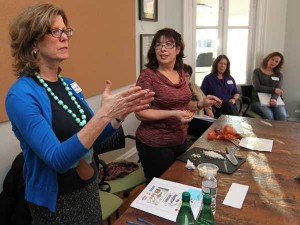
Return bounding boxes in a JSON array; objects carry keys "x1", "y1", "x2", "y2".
[
  {"x1": 154, "y1": 42, "x2": 176, "y2": 50},
  {"x1": 47, "y1": 28, "x2": 73, "y2": 38}
]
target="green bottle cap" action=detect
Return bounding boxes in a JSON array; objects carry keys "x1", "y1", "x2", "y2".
[
  {"x1": 203, "y1": 194, "x2": 212, "y2": 204},
  {"x1": 182, "y1": 192, "x2": 191, "y2": 202}
]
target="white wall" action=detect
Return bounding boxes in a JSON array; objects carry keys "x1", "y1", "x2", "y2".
[
  {"x1": 283, "y1": 0, "x2": 300, "y2": 121},
  {"x1": 135, "y1": 0, "x2": 182, "y2": 76},
  {"x1": 257, "y1": 0, "x2": 300, "y2": 121},
  {"x1": 263, "y1": 0, "x2": 287, "y2": 55}
]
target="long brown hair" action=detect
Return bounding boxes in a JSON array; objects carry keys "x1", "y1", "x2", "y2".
[{"x1": 261, "y1": 52, "x2": 284, "y2": 74}]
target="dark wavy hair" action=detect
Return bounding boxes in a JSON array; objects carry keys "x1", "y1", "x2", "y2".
[
  {"x1": 145, "y1": 28, "x2": 185, "y2": 70},
  {"x1": 261, "y1": 52, "x2": 284, "y2": 74},
  {"x1": 183, "y1": 64, "x2": 193, "y2": 77},
  {"x1": 9, "y1": 3, "x2": 68, "y2": 77},
  {"x1": 211, "y1": 55, "x2": 231, "y2": 77}
]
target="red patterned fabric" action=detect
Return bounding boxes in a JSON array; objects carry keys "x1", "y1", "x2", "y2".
[
  {"x1": 136, "y1": 68, "x2": 192, "y2": 147},
  {"x1": 101, "y1": 161, "x2": 139, "y2": 181}
]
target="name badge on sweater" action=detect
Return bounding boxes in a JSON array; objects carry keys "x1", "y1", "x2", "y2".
[
  {"x1": 70, "y1": 82, "x2": 82, "y2": 94},
  {"x1": 227, "y1": 80, "x2": 233, "y2": 84},
  {"x1": 271, "y1": 76, "x2": 279, "y2": 81}
]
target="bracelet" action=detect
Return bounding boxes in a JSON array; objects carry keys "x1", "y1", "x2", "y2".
[{"x1": 115, "y1": 118, "x2": 123, "y2": 123}]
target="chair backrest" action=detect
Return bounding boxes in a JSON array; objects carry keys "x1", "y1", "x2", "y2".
[
  {"x1": 241, "y1": 85, "x2": 253, "y2": 100},
  {"x1": 93, "y1": 127, "x2": 126, "y2": 155},
  {"x1": 196, "y1": 52, "x2": 213, "y2": 67}
]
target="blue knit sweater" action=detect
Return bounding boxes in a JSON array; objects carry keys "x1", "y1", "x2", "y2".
[{"x1": 5, "y1": 75, "x2": 115, "y2": 212}]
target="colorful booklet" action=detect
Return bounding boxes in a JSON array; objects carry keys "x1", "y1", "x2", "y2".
[{"x1": 130, "y1": 177, "x2": 202, "y2": 222}]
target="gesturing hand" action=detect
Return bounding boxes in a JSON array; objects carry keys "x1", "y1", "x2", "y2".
[
  {"x1": 202, "y1": 95, "x2": 222, "y2": 108},
  {"x1": 99, "y1": 80, "x2": 155, "y2": 120}
]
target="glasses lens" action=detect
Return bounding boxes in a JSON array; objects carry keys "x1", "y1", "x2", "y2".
[
  {"x1": 65, "y1": 28, "x2": 73, "y2": 37},
  {"x1": 165, "y1": 42, "x2": 175, "y2": 49},
  {"x1": 51, "y1": 29, "x2": 62, "y2": 38},
  {"x1": 154, "y1": 43, "x2": 161, "y2": 49}
]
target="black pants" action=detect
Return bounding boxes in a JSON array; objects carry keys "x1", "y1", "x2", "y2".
[
  {"x1": 213, "y1": 101, "x2": 239, "y2": 118},
  {"x1": 136, "y1": 139, "x2": 188, "y2": 184},
  {"x1": 188, "y1": 118, "x2": 212, "y2": 139}
]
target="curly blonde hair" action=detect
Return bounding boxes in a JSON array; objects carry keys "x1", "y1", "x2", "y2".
[{"x1": 9, "y1": 3, "x2": 68, "y2": 77}]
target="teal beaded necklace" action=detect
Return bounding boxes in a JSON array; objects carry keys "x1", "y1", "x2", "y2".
[{"x1": 35, "y1": 72, "x2": 87, "y2": 127}]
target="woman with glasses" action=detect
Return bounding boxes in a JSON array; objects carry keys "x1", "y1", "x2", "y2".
[
  {"x1": 5, "y1": 3, "x2": 154, "y2": 224},
  {"x1": 135, "y1": 28, "x2": 220, "y2": 184},
  {"x1": 201, "y1": 55, "x2": 240, "y2": 118}
]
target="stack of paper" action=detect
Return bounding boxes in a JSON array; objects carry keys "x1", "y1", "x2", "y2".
[
  {"x1": 239, "y1": 137, "x2": 273, "y2": 152},
  {"x1": 193, "y1": 114, "x2": 216, "y2": 123},
  {"x1": 258, "y1": 92, "x2": 285, "y2": 106}
]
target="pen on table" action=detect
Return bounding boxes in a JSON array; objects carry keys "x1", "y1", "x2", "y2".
[
  {"x1": 126, "y1": 221, "x2": 143, "y2": 225},
  {"x1": 137, "y1": 217, "x2": 155, "y2": 225}
]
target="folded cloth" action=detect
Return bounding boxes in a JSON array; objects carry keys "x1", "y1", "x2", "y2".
[{"x1": 101, "y1": 161, "x2": 139, "y2": 181}]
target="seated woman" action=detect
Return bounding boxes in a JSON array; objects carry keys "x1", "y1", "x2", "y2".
[
  {"x1": 201, "y1": 55, "x2": 240, "y2": 118},
  {"x1": 184, "y1": 64, "x2": 214, "y2": 138},
  {"x1": 251, "y1": 52, "x2": 287, "y2": 121}
]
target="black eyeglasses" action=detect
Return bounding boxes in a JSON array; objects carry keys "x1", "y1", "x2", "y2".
[
  {"x1": 154, "y1": 42, "x2": 176, "y2": 50},
  {"x1": 47, "y1": 28, "x2": 73, "y2": 38}
]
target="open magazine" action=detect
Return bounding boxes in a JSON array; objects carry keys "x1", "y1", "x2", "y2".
[
  {"x1": 258, "y1": 92, "x2": 285, "y2": 106},
  {"x1": 130, "y1": 177, "x2": 202, "y2": 222}
]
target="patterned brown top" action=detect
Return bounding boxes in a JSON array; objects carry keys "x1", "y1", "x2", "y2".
[{"x1": 136, "y1": 68, "x2": 192, "y2": 147}]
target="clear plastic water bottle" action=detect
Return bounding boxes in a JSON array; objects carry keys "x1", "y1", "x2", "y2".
[{"x1": 201, "y1": 170, "x2": 217, "y2": 214}]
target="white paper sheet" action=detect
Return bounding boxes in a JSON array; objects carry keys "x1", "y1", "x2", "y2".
[
  {"x1": 222, "y1": 183, "x2": 249, "y2": 209},
  {"x1": 130, "y1": 177, "x2": 202, "y2": 222},
  {"x1": 193, "y1": 114, "x2": 216, "y2": 123},
  {"x1": 239, "y1": 137, "x2": 273, "y2": 152},
  {"x1": 258, "y1": 92, "x2": 285, "y2": 106}
]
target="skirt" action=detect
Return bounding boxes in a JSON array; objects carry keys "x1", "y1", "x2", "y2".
[{"x1": 29, "y1": 179, "x2": 102, "y2": 225}]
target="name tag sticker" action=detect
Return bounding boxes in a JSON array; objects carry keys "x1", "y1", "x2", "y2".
[
  {"x1": 227, "y1": 80, "x2": 234, "y2": 84},
  {"x1": 70, "y1": 82, "x2": 82, "y2": 94},
  {"x1": 271, "y1": 76, "x2": 279, "y2": 81}
]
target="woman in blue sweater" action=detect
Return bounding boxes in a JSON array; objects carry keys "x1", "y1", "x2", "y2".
[{"x1": 5, "y1": 3, "x2": 154, "y2": 224}]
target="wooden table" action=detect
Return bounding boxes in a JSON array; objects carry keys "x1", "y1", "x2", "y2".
[{"x1": 114, "y1": 115, "x2": 300, "y2": 225}]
